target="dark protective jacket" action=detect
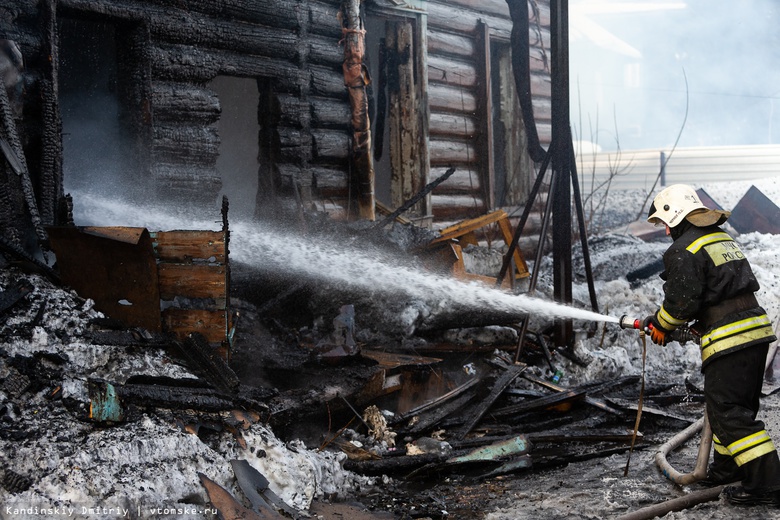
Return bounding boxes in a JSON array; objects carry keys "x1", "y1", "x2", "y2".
[{"x1": 657, "y1": 222, "x2": 776, "y2": 369}]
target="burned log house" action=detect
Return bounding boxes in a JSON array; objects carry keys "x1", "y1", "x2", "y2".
[{"x1": 0, "y1": 0, "x2": 552, "y2": 252}]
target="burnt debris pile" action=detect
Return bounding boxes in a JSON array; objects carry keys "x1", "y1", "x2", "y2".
[{"x1": 0, "y1": 209, "x2": 711, "y2": 518}]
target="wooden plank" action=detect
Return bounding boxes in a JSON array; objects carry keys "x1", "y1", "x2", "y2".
[
  {"x1": 429, "y1": 138, "x2": 478, "y2": 165},
  {"x1": 497, "y1": 216, "x2": 530, "y2": 278},
  {"x1": 153, "y1": 231, "x2": 225, "y2": 262},
  {"x1": 158, "y1": 264, "x2": 226, "y2": 300},
  {"x1": 427, "y1": 55, "x2": 477, "y2": 87},
  {"x1": 361, "y1": 350, "x2": 443, "y2": 369},
  {"x1": 432, "y1": 209, "x2": 508, "y2": 242},
  {"x1": 162, "y1": 308, "x2": 228, "y2": 343}
]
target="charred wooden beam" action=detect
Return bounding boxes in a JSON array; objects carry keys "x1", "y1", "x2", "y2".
[
  {"x1": 340, "y1": 0, "x2": 374, "y2": 220},
  {"x1": 343, "y1": 452, "x2": 449, "y2": 477},
  {"x1": 172, "y1": 332, "x2": 240, "y2": 395},
  {"x1": 453, "y1": 364, "x2": 526, "y2": 439},
  {"x1": 373, "y1": 168, "x2": 456, "y2": 229},
  {"x1": 403, "y1": 392, "x2": 478, "y2": 436},
  {"x1": 489, "y1": 388, "x2": 586, "y2": 417},
  {"x1": 522, "y1": 373, "x2": 626, "y2": 416}
]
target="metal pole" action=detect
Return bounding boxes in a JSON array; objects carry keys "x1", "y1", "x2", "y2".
[{"x1": 550, "y1": 0, "x2": 573, "y2": 347}]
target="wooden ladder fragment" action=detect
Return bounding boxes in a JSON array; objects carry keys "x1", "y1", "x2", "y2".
[{"x1": 431, "y1": 210, "x2": 530, "y2": 288}]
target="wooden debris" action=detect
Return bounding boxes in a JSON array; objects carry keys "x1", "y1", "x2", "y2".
[
  {"x1": 490, "y1": 388, "x2": 587, "y2": 417},
  {"x1": 453, "y1": 363, "x2": 526, "y2": 439},
  {"x1": 522, "y1": 373, "x2": 627, "y2": 416}
]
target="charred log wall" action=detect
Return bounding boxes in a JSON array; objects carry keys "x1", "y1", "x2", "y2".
[
  {"x1": 1, "y1": 0, "x2": 551, "y2": 228},
  {"x1": 426, "y1": 0, "x2": 551, "y2": 226},
  {"x1": 1, "y1": 0, "x2": 351, "y2": 216}
]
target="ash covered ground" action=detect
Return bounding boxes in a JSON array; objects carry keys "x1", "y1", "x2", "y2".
[{"x1": 1, "y1": 178, "x2": 780, "y2": 519}]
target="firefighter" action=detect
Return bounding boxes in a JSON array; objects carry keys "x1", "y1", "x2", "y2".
[{"x1": 644, "y1": 184, "x2": 780, "y2": 506}]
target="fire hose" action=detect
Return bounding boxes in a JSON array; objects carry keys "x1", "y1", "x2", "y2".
[{"x1": 618, "y1": 315, "x2": 711, "y2": 483}]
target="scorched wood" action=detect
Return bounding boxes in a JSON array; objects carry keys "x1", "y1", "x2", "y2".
[{"x1": 151, "y1": 82, "x2": 220, "y2": 124}]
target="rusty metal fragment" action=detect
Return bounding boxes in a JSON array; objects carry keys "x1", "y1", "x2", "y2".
[
  {"x1": 199, "y1": 472, "x2": 272, "y2": 520},
  {"x1": 729, "y1": 185, "x2": 780, "y2": 234}
]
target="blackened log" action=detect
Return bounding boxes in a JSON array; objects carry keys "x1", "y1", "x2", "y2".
[
  {"x1": 276, "y1": 95, "x2": 311, "y2": 129},
  {"x1": 490, "y1": 389, "x2": 587, "y2": 417},
  {"x1": 151, "y1": 82, "x2": 220, "y2": 124},
  {"x1": 150, "y1": 163, "x2": 221, "y2": 204},
  {"x1": 172, "y1": 332, "x2": 240, "y2": 395},
  {"x1": 311, "y1": 66, "x2": 349, "y2": 98},
  {"x1": 403, "y1": 392, "x2": 477, "y2": 435},
  {"x1": 312, "y1": 128, "x2": 350, "y2": 161},
  {"x1": 112, "y1": 381, "x2": 236, "y2": 412},
  {"x1": 342, "y1": 453, "x2": 448, "y2": 476},
  {"x1": 277, "y1": 164, "x2": 314, "y2": 191},
  {"x1": 308, "y1": 34, "x2": 345, "y2": 69},
  {"x1": 453, "y1": 364, "x2": 525, "y2": 439},
  {"x1": 311, "y1": 97, "x2": 351, "y2": 128},
  {"x1": 391, "y1": 377, "x2": 480, "y2": 426},
  {"x1": 153, "y1": 125, "x2": 219, "y2": 163},
  {"x1": 427, "y1": 1, "x2": 513, "y2": 38},
  {"x1": 312, "y1": 167, "x2": 349, "y2": 196},
  {"x1": 149, "y1": 44, "x2": 301, "y2": 86},
  {"x1": 307, "y1": 1, "x2": 344, "y2": 39},
  {"x1": 39, "y1": 0, "x2": 64, "y2": 227},
  {"x1": 0, "y1": 72, "x2": 48, "y2": 250},
  {"x1": 139, "y1": 0, "x2": 302, "y2": 31},
  {"x1": 521, "y1": 373, "x2": 625, "y2": 416},
  {"x1": 63, "y1": 0, "x2": 299, "y2": 61}
]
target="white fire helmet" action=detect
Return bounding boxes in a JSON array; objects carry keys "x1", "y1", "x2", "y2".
[{"x1": 647, "y1": 184, "x2": 706, "y2": 228}]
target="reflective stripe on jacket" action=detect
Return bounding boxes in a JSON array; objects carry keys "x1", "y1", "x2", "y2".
[{"x1": 658, "y1": 223, "x2": 776, "y2": 368}]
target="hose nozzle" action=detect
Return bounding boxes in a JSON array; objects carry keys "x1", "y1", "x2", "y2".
[{"x1": 619, "y1": 315, "x2": 642, "y2": 330}]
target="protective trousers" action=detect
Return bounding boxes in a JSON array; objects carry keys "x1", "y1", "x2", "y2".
[{"x1": 704, "y1": 342, "x2": 780, "y2": 493}]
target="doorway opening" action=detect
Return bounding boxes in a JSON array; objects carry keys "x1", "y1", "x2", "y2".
[{"x1": 208, "y1": 76, "x2": 262, "y2": 221}]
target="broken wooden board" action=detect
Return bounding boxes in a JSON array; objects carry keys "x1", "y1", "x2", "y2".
[{"x1": 46, "y1": 226, "x2": 162, "y2": 332}]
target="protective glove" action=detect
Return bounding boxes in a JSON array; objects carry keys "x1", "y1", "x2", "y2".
[{"x1": 642, "y1": 313, "x2": 671, "y2": 346}]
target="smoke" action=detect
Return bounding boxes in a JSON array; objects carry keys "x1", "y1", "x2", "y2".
[{"x1": 570, "y1": 0, "x2": 780, "y2": 151}]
